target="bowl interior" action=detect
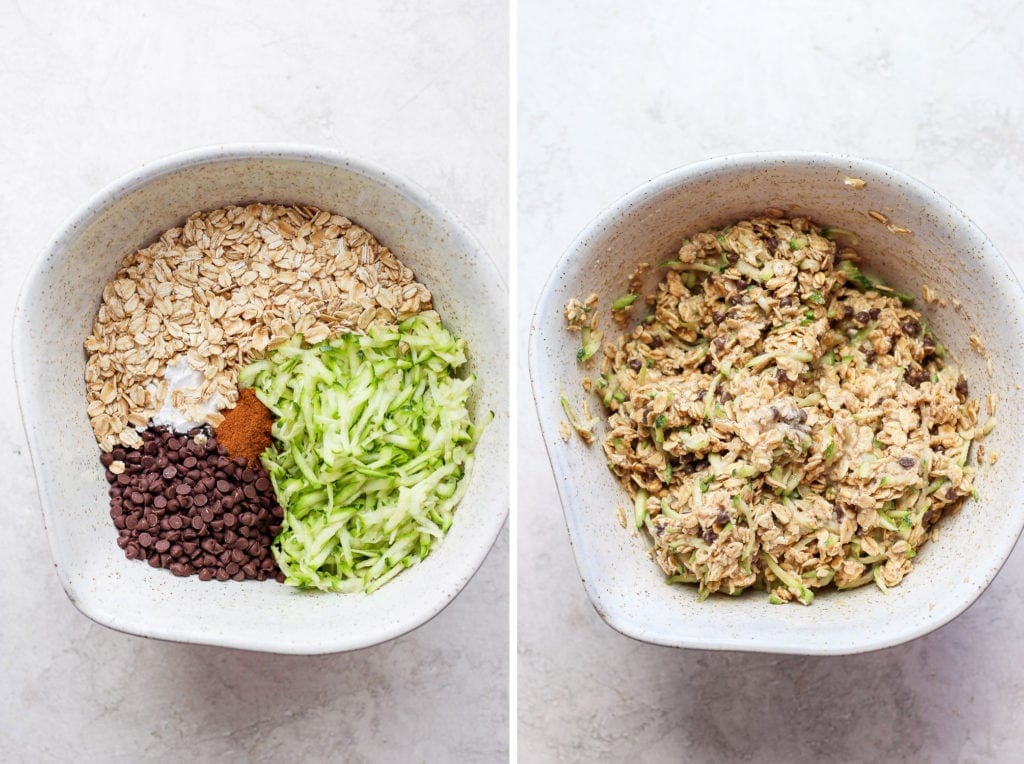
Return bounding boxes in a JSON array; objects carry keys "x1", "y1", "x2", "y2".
[
  {"x1": 15, "y1": 148, "x2": 508, "y2": 653},
  {"x1": 531, "y1": 154, "x2": 1024, "y2": 654}
]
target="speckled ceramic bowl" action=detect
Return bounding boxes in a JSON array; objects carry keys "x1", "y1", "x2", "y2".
[
  {"x1": 530, "y1": 152, "x2": 1024, "y2": 655},
  {"x1": 14, "y1": 144, "x2": 508, "y2": 654}
]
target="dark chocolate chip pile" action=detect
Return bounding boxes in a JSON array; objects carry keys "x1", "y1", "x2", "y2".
[{"x1": 102, "y1": 427, "x2": 284, "y2": 582}]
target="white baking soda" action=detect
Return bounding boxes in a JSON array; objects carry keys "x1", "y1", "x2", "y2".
[{"x1": 146, "y1": 356, "x2": 219, "y2": 432}]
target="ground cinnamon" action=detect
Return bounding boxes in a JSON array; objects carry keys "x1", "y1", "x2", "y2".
[{"x1": 215, "y1": 388, "x2": 274, "y2": 464}]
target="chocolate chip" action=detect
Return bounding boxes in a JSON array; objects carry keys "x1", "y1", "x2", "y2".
[
  {"x1": 899, "y1": 456, "x2": 916, "y2": 469},
  {"x1": 900, "y1": 317, "x2": 921, "y2": 337},
  {"x1": 102, "y1": 426, "x2": 282, "y2": 582},
  {"x1": 955, "y1": 376, "x2": 968, "y2": 400},
  {"x1": 905, "y1": 366, "x2": 930, "y2": 387}
]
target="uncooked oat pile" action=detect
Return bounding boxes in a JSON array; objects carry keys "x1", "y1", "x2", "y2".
[
  {"x1": 85, "y1": 204, "x2": 433, "y2": 451},
  {"x1": 566, "y1": 215, "x2": 994, "y2": 605}
]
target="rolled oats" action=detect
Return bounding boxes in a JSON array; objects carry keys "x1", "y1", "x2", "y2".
[{"x1": 85, "y1": 204, "x2": 434, "y2": 450}]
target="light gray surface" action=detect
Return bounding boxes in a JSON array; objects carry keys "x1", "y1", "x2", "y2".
[
  {"x1": 518, "y1": 1, "x2": 1024, "y2": 762},
  {"x1": 1, "y1": 1, "x2": 507, "y2": 761}
]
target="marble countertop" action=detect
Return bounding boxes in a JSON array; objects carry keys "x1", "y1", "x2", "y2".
[
  {"x1": 518, "y1": 1, "x2": 1024, "y2": 761},
  {"x1": 0, "y1": 2, "x2": 507, "y2": 761}
]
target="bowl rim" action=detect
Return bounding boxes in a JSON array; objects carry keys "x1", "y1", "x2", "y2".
[
  {"x1": 529, "y1": 150, "x2": 1024, "y2": 655},
  {"x1": 13, "y1": 143, "x2": 508, "y2": 654}
]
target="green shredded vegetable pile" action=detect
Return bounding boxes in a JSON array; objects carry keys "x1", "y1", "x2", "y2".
[{"x1": 240, "y1": 315, "x2": 487, "y2": 593}]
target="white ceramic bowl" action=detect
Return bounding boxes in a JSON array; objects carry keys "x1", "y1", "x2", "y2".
[
  {"x1": 530, "y1": 152, "x2": 1024, "y2": 655},
  {"x1": 15, "y1": 145, "x2": 508, "y2": 654}
]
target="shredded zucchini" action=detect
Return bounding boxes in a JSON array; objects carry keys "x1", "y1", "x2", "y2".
[{"x1": 240, "y1": 315, "x2": 487, "y2": 593}]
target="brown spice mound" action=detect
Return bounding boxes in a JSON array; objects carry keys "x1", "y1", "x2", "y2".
[{"x1": 215, "y1": 388, "x2": 274, "y2": 464}]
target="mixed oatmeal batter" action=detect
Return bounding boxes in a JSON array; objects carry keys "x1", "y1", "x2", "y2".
[{"x1": 566, "y1": 215, "x2": 993, "y2": 605}]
